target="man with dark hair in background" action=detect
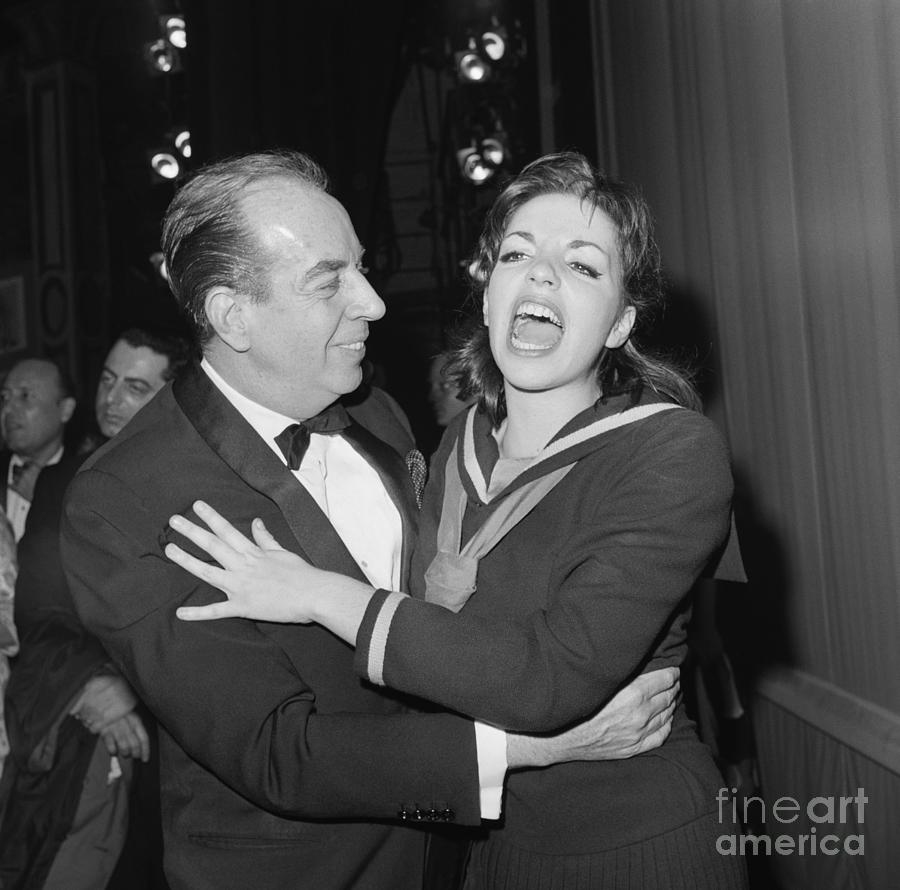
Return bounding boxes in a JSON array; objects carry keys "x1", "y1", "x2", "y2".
[{"x1": 0, "y1": 329, "x2": 190, "y2": 890}]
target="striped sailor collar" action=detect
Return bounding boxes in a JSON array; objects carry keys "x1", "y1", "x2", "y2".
[{"x1": 457, "y1": 390, "x2": 681, "y2": 505}]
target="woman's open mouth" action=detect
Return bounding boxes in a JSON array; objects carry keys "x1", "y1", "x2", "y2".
[{"x1": 509, "y1": 300, "x2": 564, "y2": 352}]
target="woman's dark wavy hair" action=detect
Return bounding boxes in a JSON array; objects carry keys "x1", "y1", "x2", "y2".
[
  {"x1": 161, "y1": 150, "x2": 330, "y2": 343},
  {"x1": 447, "y1": 151, "x2": 700, "y2": 425}
]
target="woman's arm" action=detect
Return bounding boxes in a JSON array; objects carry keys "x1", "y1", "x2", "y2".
[
  {"x1": 359, "y1": 414, "x2": 734, "y2": 732},
  {"x1": 170, "y1": 415, "x2": 731, "y2": 734},
  {"x1": 169, "y1": 504, "x2": 378, "y2": 642}
]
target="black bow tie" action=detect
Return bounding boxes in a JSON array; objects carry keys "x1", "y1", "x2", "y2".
[{"x1": 275, "y1": 404, "x2": 351, "y2": 470}]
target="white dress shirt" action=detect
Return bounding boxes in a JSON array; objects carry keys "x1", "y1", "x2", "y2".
[{"x1": 201, "y1": 359, "x2": 506, "y2": 817}]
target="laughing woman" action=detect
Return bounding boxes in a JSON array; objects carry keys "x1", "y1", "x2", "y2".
[{"x1": 167, "y1": 152, "x2": 748, "y2": 889}]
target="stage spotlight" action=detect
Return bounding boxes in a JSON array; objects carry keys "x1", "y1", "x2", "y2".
[
  {"x1": 456, "y1": 49, "x2": 489, "y2": 83},
  {"x1": 481, "y1": 29, "x2": 506, "y2": 62},
  {"x1": 480, "y1": 137, "x2": 505, "y2": 167},
  {"x1": 174, "y1": 129, "x2": 191, "y2": 159},
  {"x1": 163, "y1": 15, "x2": 187, "y2": 49},
  {"x1": 457, "y1": 147, "x2": 495, "y2": 185},
  {"x1": 150, "y1": 152, "x2": 180, "y2": 180},
  {"x1": 455, "y1": 36, "x2": 492, "y2": 83},
  {"x1": 145, "y1": 38, "x2": 179, "y2": 74}
]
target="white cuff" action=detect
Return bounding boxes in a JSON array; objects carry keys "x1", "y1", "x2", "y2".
[{"x1": 474, "y1": 721, "x2": 508, "y2": 820}]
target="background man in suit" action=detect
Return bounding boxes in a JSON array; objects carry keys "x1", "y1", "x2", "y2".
[
  {"x1": 61, "y1": 151, "x2": 679, "y2": 890},
  {"x1": 0, "y1": 358, "x2": 74, "y2": 797},
  {"x1": 0, "y1": 358, "x2": 76, "y2": 541},
  {"x1": 0, "y1": 328, "x2": 190, "y2": 890}
]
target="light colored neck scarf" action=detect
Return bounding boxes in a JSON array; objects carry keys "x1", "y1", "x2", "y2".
[{"x1": 424, "y1": 402, "x2": 680, "y2": 612}]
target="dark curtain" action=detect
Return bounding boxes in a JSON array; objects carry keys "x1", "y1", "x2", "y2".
[{"x1": 182, "y1": 0, "x2": 415, "y2": 255}]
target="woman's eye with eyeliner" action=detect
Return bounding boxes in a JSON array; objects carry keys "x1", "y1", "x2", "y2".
[{"x1": 571, "y1": 262, "x2": 600, "y2": 278}]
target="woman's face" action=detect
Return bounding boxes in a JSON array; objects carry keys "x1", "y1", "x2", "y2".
[{"x1": 483, "y1": 192, "x2": 635, "y2": 405}]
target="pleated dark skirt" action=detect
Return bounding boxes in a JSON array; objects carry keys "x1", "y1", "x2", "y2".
[{"x1": 462, "y1": 812, "x2": 749, "y2": 890}]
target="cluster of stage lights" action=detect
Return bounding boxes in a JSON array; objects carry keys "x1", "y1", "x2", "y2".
[
  {"x1": 452, "y1": 22, "x2": 516, "y2": 186},
  {"x1": 150, "y1": 129, "x2": 191, "y2": 181},
  {"x1": 145, "y1": 14, "x2": 190, "y2": 182},
  {"x1": 145, "y1": 15, "x2": 187, "y2": 75},
  {"x1": 456, "y1": 136, "x2": 505, "y2": 185},
  {"x1": 454, "y1": 26, "x2": 509, "y2": 83}
]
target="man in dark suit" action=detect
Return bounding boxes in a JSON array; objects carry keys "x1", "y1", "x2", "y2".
[{"x1": 60, "y1": 152, "x2": 679, "y2": 890}]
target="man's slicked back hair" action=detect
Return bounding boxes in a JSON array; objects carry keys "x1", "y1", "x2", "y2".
[{"x1": 161, "y1": 151, "x2": 330, "y2": 343}]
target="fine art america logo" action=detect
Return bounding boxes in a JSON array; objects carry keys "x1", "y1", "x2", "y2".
[{"x1": 716, "y1": 787, "x2": 867, "y2": 856}]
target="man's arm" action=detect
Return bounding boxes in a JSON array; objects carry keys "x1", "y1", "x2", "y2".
[
  {"x1": 507, "y1": 667, "x2": 679, "y2": 769},
  {"x1": 476, "y1": 666, "x2": 678, "y2": 817}
]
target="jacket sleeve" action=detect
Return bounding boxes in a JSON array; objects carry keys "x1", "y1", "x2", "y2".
[
  {"x1": 355, "y1": 413, "x2": 734, "y2": 733},
  {"x1": 60, "y1": 467, "x2": 482, "y2": 824}
]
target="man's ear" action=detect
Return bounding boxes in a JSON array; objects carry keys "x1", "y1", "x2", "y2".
[
  {"x1": 205, "y1": 287, "x2": 250, "y2": 352},
  {"x1": 59, "y1": 397, "x2": 76, "y2": 425},
  {"x1": 605, "y1": 305, "x2": 636, "y2": 349}
]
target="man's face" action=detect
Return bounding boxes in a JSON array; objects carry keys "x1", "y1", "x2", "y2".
[
  {"x1": 234, "y1": 180, "x2": 386, "y2": 419},
  {"x1": 94, "y1": 340, "x2": 171, "y2": 438},
  {"x1": 0, "y1": 359, "x2": 74, "y2": 461}
]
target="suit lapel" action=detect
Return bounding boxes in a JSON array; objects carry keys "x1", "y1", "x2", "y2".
[{"x1": 172, "y1": 363, "x2": 368, "y2": 582}]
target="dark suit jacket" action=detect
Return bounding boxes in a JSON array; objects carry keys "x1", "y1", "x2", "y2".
[{"x1": 60, "y1": 363, "x2": 480, "y2": 890}]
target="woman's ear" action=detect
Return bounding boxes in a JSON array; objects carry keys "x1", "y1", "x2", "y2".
[
  {"x1": 205, "y1": 287, "x2": 251, "y2": 352},
  {"x1": 605, "y1": 305, "x2": 636, "y2": 349},
  {"x1": 482, "y1": 289, "x2": 490, "y2": 326}
]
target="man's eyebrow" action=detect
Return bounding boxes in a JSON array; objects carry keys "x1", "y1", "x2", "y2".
[{"x1": 303, "y1": 258, "x2": 347, "y2": 282}]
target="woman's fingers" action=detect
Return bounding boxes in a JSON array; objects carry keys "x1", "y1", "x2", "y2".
[
  {"x1": 168, "y1": 513, "x2": 243, "y2": 569},
  {"x1": 176, "y1": 601, "x2": 242, "y2": 622},
  {"x1": 165, "y1": 542, "x2": 230, "y2": 587},
  {"x1": 192, "y1": 501, "x2": 259, "y2": 553},
  {"x1": 251, "y1": 518, "x2": 284, "y2": 552}
]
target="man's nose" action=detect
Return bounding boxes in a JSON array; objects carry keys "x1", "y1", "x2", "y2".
[
  {"x1": 103, "y1": 383, "x2": 123, "y2": 407},
  {"x1": 1, "y1": 398, "x2": 20, "y2": 418},
  {"x1": 347, "y1": 273, "x2": 386, "y2": 321}
]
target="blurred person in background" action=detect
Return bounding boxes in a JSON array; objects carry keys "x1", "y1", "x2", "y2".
[
  {"x1": 428, "y1": 350, "x2": 475, "y2": 429},
  {"x1": 0, "y1": 359, "x2": 76, "y2": 542},
  {"x1": 0, "y1": 328, "x2": 190, "y2": 890}
]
